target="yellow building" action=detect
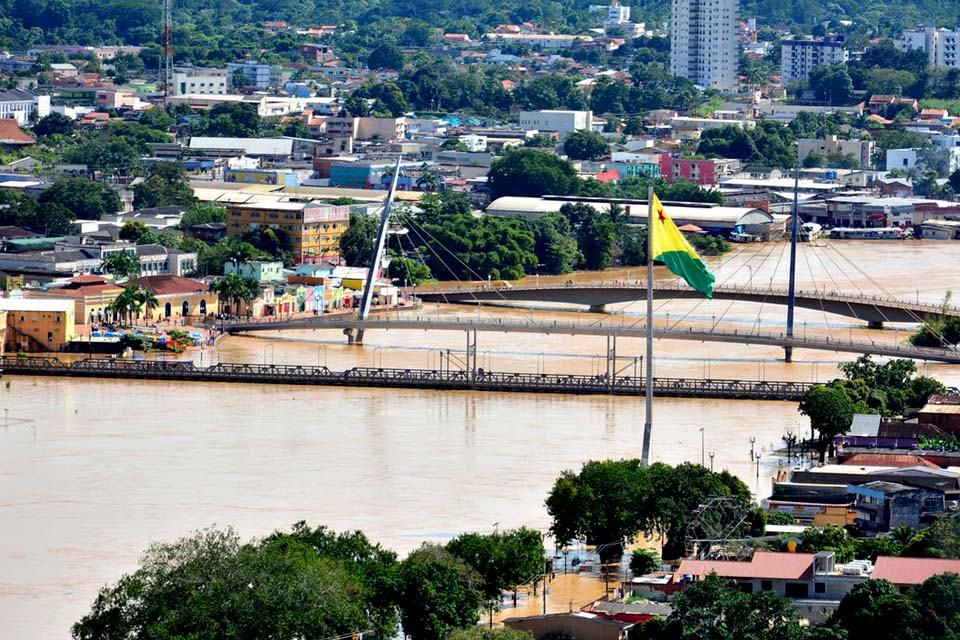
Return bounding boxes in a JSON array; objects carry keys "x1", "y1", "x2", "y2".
[
  {"x1": 225, "y1": 201, "x2": 350, "y2": 264},
  {"x1": 29, "y1": 275, "x2": 123, "y2": 324},
  {"x1": 128, "y1": 275, "x2": 218, "y2": 321},
  {"x1": 0, "y1": 298, "x2": 76, "y2": 352},
  {"x1": 0, "y1": 272, "x2": 24, "y2": 293}
]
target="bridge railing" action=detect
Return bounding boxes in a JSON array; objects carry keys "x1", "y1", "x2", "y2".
[
  {"x1": 0, "y1": 355, "x2": 813, "y2": 399},
  {"x1": 214, "y1": 309, "x2": 960, "y2": 362},
  {"x1": 414, "y1": 281, "x2": 951, "y2": 314}
]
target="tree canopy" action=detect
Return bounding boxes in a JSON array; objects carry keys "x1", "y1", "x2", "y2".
[
  {"x1": 37, "y1": 178, "x2": 121, "y2": 220},
  {"x1": 563, "y1": 130, "x2": 611, "y2": 161},
  {"x1": 72, "y1": 526, "x2": 381, "y2": 640},
  {"x1": 487, "y1": 149, "x2": 580, "y2": 200},
  {"x1": 546, "y1": 460, "x2": 752, "y2": 561},
  {"x1": 132, "y1": 161, "x2": 197, "y2": 210}
]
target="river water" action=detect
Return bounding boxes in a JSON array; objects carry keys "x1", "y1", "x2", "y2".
[{"x1": 2, "y1": 241, "x2": 960, "y2": 638}]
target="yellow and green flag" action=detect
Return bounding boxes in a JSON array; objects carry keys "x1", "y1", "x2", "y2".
[{"x1": 650, "y1": 194, "x2": 715, "y2": 298}]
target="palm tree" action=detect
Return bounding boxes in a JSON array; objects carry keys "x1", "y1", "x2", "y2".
[
  {"x1": 211, "y1": 274, "x2": 261, "y2": 317},
  {"x1": 416, "y1": 168, "x2": 441, "y2": 192},
  {"x1": 109, "y1": 285, "x2": 142, "y2": 325},
  {"x1": 135, "y1": 288, "x2": 158, "y2": 323},
  {"x1": 101, "y1": 250, "x2": 140, "y2": 281}
]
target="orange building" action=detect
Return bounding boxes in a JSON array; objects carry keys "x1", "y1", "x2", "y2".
[{"x1": 225, "y1": 201, "x2": 350, "y2": 264}]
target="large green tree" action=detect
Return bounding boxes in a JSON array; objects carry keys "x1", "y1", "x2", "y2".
[
  {"x1": 828, "y1": 580, "x2": 924, "y2": 640},
  {"x1": 397, "y1": 544, "x2": 484, "y2": 640},
  {"x1": 798, "y1": 384, "x2": 855, "y2": 463},
  {"x1": 368, "y1": 43, "x2": 405, "y2": 70},
  {"x1": 100, "y1": 251, "x2": 141, "y2": 280},
  {"x1": 132, "y1": 161, "x2": 197, "y2": 209},
  {"x1": 38, "y1": 179, "x2": 121, "y2": 220},
  {"x1": 339, "y1": 211, "x2": 379, "y2": 268},
  {"x1": 487, "y1": 149, "x2": 580, "y2": 200},
  {"x1": 563, "y1": 130, "x2": 611, "y2": 161},
  {"x1": 546, "y1": 460, "x2": 751, "y2": 562},
  {"x1": 33, "y1": 112, "x2": 75, "y2": 137},
  {"x1": 809, "y1": 64, "x2": 855, "y2": 106},
  {"x1": 73, "y1": 526, "x2": 384, "y2": 640}
]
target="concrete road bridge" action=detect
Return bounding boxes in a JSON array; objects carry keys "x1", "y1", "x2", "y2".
[
  {"x1": 221, "y1": 314, "x2": 960, "y2": 364},
  {"x1": 412, "y1": 282, "x2": 958, "y2": 327}
]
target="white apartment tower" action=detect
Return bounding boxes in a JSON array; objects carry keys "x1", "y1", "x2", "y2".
[
  {"x1": 670, "y1": 0, "x2": 739, "y2": 92},
  {"x1": 897, "y1": 26, "x2": 960, "y2": 68},
  {"x1": 781, "y1": 37, "x2": 849, "y2": 85}
]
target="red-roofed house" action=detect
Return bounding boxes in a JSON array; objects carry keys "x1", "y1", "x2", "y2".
[
  {"x1": 127, "y1": 275, "x2": 218, "y2": 320},
  {"x1": 873, "y1": 557, "x2": 960, "y2": 588},
  {"x1": 595, "y1": 169, "x2": 620, "y2": 183},
  {"x1": 0, "y1": 118, "x2": 34, "y2": 147}
]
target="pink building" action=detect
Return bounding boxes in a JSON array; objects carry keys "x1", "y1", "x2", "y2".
[{"x1": 659, "y1": 155, "x2": 717, "y2": 186}]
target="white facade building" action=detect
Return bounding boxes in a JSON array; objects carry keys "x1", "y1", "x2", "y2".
[
  {"x1": 226, "y1": 62, "x2": 276, "y2": 90},
  {"x1": 798, "y1": 136, "x2": 874, "y2": 169},
  {"x1": 897, "y1": 27, "x2": 960, "y2": 69},
  {"x1": 459, "y1": 134, "x2": 488, "y2": 152},
  {"x1": 670, "y1": 0, "x2": 739, "y2": 92},
  {"x1": 0, "y1": 90, "x2": 49, "y2": 126},
  {"x1": 518, "y1": 110, "x2": 593, "y2": 138},
  {"x1": 781, "y1": 37, "x2": 849, "y2": 85},
  {"x1": 590, "y1": 2, "x2": 631, "y2": 24},
  {"x1": 172, "y1": 68, "x2": 229, "y2": 96},
  {"x1": 886, "y1": 146, "x2": 960, "y2": 174}
]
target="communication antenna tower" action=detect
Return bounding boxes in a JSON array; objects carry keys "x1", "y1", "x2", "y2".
[{"x1": 161, "y1": 0, "x2": 173, "y2": 101}]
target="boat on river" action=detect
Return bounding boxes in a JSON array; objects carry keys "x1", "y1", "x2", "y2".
[{"x1": 829, "y1": 227, "x2": 911, "y2": 240}]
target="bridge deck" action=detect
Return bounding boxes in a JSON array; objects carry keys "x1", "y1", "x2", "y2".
[
  {"x1": 0, "y1": 356, "x2": 813, "y2": 401},
  {"x1": 222, "y1": 314, "x2": 960, "y2": 364},
  {"x1": 413, "y1": 282, "x2": 958, "y2": 324}
]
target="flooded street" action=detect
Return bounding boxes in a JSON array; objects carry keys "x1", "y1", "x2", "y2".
[{"x1": 2, "y1": 240, "x2": 960, "y2": 638}]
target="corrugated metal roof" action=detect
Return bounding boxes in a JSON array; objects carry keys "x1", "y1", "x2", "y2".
[
  {"x1": 678, "y1": 551, "x2": 814, "y2": 581},
  {"x1": 188, "y1": 137, "x2": 293, "y2": 156},
  {"x1": 873, "y1": 557, "x2": 960, "y2": 585}
]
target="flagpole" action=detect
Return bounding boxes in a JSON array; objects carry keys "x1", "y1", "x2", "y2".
[{"x1": 641, "y1": 186, "x2": 654, "y2": 466}]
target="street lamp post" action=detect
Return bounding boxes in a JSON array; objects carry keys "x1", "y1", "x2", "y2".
[
  {"x1": 708, "y1": 450, "x2": 715, "y2": 471},
  {"x1": 749, "y1": 436, "x2": 756, "y2": 461},
  {"x1": 784, "y1": 430, "x2": 797, "y2": 466},
  {"x1": 755, "y1": 451, "x2": 762, "y2": 478},
  {"x1": 700, "y1": 427, "x2": 705, "y2": 467}
]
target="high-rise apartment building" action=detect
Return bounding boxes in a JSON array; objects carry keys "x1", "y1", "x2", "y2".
[
  {"x1": 670, "y1": 0, "x2": 739, "y2": 92},
  {"x1": 897, "y1": 27, "x2": 960, "y2": 69},
  {"x1": 780, "y1": 37, "x2": 849, "y2": 85}
]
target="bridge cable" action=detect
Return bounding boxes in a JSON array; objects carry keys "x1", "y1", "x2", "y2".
[
  {"x1": 615, "y1": 239, "x2": 776, "y2": 331},
  {"x1": 819, "y1": 241, "x2": 952, "y2": 345},
  {"x1": 744, "y1": 234, "x2": 790, "y2": 336},
  {"x1": 800, "y1": 239, "x2": 835, "y2": 342},
  {"x1": 399, "y1": 216, "x2": 478, "y2": 307},
  {"x1": 664, "y1": 237, "x2": 783, "y2": 333},
  {"x1": 661, "y1": 239, "x2": 777, "y2": 332},
  {"x1": 808, "y1": 242, "x2": 889, "y2": 328},
  {"x1": 708, "y1": 237, "x2": 785, "y2": 335},
  {"x1": 398, "y1": 209, "x2": 517, "y2": 309}
]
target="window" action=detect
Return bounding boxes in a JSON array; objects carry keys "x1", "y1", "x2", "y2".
[
  {"x1": 815, "y1": 582, "x2": 826, "y2": 594},
  {"x1": 761, "y1": 580, "x2": 773, "y2": 591},
  {"x1": 785, "y1": 583, "x2": 809, "y2": 598},
  {"x1": 47, "y1": 331, "x2": 53, "y2": 342}
]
